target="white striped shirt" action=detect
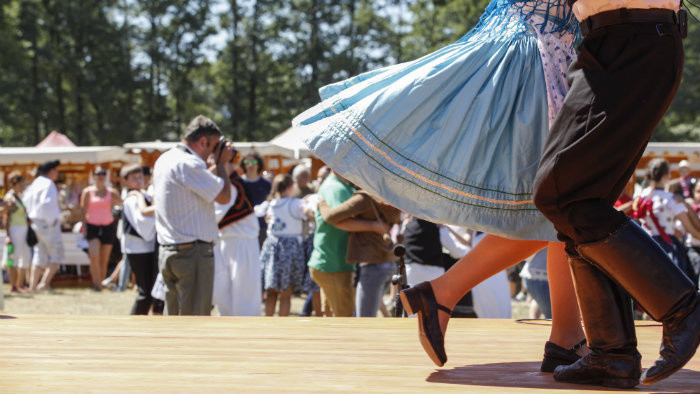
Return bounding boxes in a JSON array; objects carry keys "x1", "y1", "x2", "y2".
[{"x1": 153, "y1": 145, "x2": 224, "y2": 244}]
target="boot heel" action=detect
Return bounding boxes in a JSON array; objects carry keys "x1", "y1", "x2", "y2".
[
  {"x1": 400, "y1": 287, "x2": 422, "y2": 316},
  {"x1": 601, "y1": 378, "x2": 639, "y2": 389}
]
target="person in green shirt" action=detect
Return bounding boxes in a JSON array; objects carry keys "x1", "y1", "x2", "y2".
[
  {"x1": 308, "y1": 171, "x2": 388, "y2": 316},
  {"x1": 308, "y1": 172, "x2": 355, "y2": 316}
]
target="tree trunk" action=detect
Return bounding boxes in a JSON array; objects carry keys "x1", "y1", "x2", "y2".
[
  {"x1": 229, "y1": 0, "x2": 241, "y2": 137},
  {"x1": 309, "y1": 0, "x2": 321, "y2": 100},
  {"x1": 73, "y1": 2, "x2": 86, "y2": 144},
  {"x1": 92, "y1": 98, "x2": 104, "y2": 141},
  {"x1": 121, "y1": 0, "x2": 136, "y2": 142},
  {"x1": 248, "y1": 0, "x2": 260, "y2": 137},
  {"x1": 30, "y1": 28, "x2": 42, "y2": 143},
  {"x1": 147, "y1": 11, "x2": 157, "y2": 131},
  {"x1": 347, "y1": 0, "x2": 359, "y2": 76}
]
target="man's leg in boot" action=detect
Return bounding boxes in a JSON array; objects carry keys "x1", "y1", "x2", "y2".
[
  {"x1": 533, "y1": 15, "x2": 694, "y2": 386},
  {"x1": 577, "y1": 220, "x2": 700, "y2": 385},
  {"x1": 554, "y1": 256, "x2": 640, "y2": 388}
]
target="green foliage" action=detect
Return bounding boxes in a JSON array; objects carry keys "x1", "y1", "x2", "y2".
[
  {"x1": 0, "y1": 0, "x2": 698, "y2": 146},
  {"x1": 652, "y1": 15, "x2": 700, "y2": 141}
]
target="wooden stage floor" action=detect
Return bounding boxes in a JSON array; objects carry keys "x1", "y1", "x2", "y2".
[{"x1": 1, "y1": 315, "x2": 698, "y2": 393}]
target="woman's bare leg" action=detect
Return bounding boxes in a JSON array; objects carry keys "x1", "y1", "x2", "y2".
[
  {"x1": 9, "y1": 267, "x2": 18, "y2": 290},
  {"x1": 99, "y1": 243, "x2": 113, "y2": 283},
  {"x1": 278, "y1": 287, "x2": 293, "y2": 316},
  {"x1": 430, "y1": 234, "x2": 548, "y2": 335},
  {"x1": 29, "y1": 265, "x2": 44, "y2": 291},
  {"x1": 546, "y1": 242, "x2": 587, "y2": 352},
  {"x1": 106, "y1": 259, "x2": 124, "y2": 284},
  {"x1": 265, "y1": 289, "x2": 278, "y2": 316},
  {"x1": 88, "y1": 239, "x2": 101, "y2": 287},
  {"x1": 18, "y1": 267, "x2": 29, "y2": 289}
]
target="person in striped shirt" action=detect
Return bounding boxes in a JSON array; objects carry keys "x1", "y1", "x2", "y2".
[{"x1": 153, "y1": 115, "x2": 234, "y2": 316}]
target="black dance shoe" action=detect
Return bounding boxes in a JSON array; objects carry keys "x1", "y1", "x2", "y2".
[
  {"x1": 400, "y1": 281, "x2": 452, "y2": 367},
  {"x1": 541, "y1": 339, "x2": 586, "y2": 372}
]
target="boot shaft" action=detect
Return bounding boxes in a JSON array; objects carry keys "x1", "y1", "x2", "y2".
[
  {"x1": 577, "y1": 219, "x2": 697, "y2": 322},
  {"x1": 568, "y1": 255, "x2": 637, "y2": 353}
]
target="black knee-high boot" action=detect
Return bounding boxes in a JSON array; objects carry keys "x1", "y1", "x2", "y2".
[
  {"x1": 577, "y1": 219, "x2": 700, "y2": 385},
  {"x1": 553, "y1": 256, "x2": 641, "y2": 388}
]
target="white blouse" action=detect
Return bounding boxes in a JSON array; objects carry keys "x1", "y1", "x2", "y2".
[
  {"x1": 638, "y1": 187, "x2": 687, "y2": 237},
  {"x1": 255, "y1": 197, "x2": 307, "y2": 238}
]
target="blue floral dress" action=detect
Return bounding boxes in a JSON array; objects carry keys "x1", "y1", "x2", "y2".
[
  {"x1": 293, "y1": 0, "x2": 579, "y2": 241},
  {"x1": 258, "y1": 198, "x2": 307, "y2": 291}
]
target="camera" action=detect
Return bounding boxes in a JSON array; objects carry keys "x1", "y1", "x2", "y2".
[{"x1": 215, "y1": 136, "x2": 238, "y2": 162}]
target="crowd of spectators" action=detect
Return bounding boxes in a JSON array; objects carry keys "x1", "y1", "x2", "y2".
[{"x1": 5, "y1": 115, "x2": 699, "y2": 319}]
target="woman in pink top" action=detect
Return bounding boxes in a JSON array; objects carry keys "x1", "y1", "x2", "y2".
[{"x1": 80, "y1": 166, "x2": 121, "y2": 291}]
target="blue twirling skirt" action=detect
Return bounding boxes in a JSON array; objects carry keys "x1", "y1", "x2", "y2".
[{"x1": 293, "y1": 10, "x2": 575, "y2": 241}]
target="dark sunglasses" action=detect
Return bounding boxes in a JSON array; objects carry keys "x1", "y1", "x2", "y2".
[
  {"x1": 95, "y1": 171, "x2": 107, "y2": 176},
  {"x1": 243, "y1": 159, "x2": 259, "y2": 165}
]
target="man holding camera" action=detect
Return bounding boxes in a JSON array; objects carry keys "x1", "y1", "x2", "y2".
[{"x1": 153, "y1": 115, "x2": 233, "y2": 315}]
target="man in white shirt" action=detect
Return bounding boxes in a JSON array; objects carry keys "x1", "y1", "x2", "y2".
[
  {"x1": 532, "y1": 0, "x2": 698, "y2": 387},
  {"x1": 23, "y1": 160, "x2": 64, "y2": 291},
  {"x1": 153, "y1": 115, "x2": 233, "y2": 316}
]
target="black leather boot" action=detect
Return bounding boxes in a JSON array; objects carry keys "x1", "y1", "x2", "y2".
[
  {"x1": 577, "y1": 219, "x2": 700, "y2": 385},
  {"x1": 553, "y1": 255, "x2": 641, "y2": 388}
]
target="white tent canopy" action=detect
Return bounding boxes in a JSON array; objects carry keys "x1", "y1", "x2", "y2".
[
  {"x1": 0, "y1": 146, "x2": 130, "y2": 166},
  {"x1": 269, "y1": 128, "x2": 313, "y2": 159},
  {"x1": 123, "y1": 140, "x2": 296, "y2": 158}
]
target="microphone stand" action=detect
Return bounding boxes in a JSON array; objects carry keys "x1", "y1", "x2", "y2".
[{"x1": 391, "y1": 244, "x2": 408, "y2": 317}]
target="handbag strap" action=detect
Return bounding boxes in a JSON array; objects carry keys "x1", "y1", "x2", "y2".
[{"x1": 11, "y1": 192, "x2": 31, "y2": 224}]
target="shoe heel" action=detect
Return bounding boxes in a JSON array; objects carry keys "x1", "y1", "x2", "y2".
[
  {"x1": 540, "y1": 356, "x2": 560, "y2": 373},
  {"x1": 400, "y1": 287, "x2": 422, "y2": 316}
]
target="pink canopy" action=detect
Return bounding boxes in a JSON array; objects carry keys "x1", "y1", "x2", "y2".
[{"x1": 36, "y1": 131, "x2": 76, "y2": 148}]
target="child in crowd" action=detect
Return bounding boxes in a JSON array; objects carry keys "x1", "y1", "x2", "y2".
[
  {"x1": 257, "y1": 174, "x2": 314, "y2": 316},
  {"x1": 120, "y1": 164, "x2": 163, "y2": 315}
]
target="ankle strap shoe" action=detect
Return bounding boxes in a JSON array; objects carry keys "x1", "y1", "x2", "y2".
[
  {"x1": 541, "y1": 339, "x2": 586, "y2": 372},
  {"x1": 400, "y1": 281, "x2": 452, "y2": 367}
]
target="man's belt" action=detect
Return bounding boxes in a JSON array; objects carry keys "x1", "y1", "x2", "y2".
[
  {"x1": 161, "y1": 240, "x2": 212, "y2": 251},
  {"x1": 579, "y1": 8, "x2": 685, "y2": 38}
]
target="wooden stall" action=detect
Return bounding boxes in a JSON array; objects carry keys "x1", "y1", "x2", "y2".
[
  {"x1": 0, "y1": 146, "x2": 137, "y2": 196},
  {"x1": 0, "y1": 145, "x2": 138, "y2": 272}
]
